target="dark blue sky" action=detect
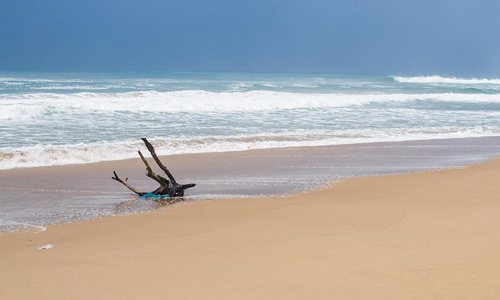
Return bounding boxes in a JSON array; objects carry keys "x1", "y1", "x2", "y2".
[{"x1": 1, "y1": 0, "x2": 499, "y2": 76}]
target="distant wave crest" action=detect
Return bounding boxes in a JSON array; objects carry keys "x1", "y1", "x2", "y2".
[{"x1": 393, "y1": 75, "x2": 500, "y2": 85}]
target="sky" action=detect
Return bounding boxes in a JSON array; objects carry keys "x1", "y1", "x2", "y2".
[{"x1": 1, "y1": 0, "x2": 500, "y2": 77}]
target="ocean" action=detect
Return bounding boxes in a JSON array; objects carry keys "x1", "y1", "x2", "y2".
[
  {"x1": 2, "y1": 72, "x2": 500, "y2": 232},
  {"x1": 2, "y1": 72, "x2": 500, "y2": 170}
]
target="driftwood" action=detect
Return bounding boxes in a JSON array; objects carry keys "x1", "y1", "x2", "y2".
[{"x1": 112, "y1": 138, "x2": 196, "y2": 197}]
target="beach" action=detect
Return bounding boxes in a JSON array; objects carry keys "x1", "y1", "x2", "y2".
[
  {"x1": 2, "y1": 73, "x2": 500, "y2": 233},
  {"x1": 3, "y1": 0, "x2": 500, "y2": 297},
  {"x1": 2, "y1": 72, "x2": 500, "y2": 298},
  {"x1": 1, "y1": 142, "x2": 500, "y2": 299}
]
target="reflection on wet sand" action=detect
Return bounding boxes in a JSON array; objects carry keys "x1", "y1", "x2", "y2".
[{"x1": 113, "y1": 196, "x2": 186, "y2": 215}]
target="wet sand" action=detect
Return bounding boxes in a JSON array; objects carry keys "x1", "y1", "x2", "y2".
[
  {"x1": 2, "y1": 136, "x2": 500, "y2": 232},
  {"x1": 1, "y1": 140, "x2": 500, "y2": 299}
]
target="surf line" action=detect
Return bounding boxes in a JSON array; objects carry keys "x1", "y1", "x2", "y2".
[{"x1": 1, "y1": 220, "x2": 47, "y2": 233}]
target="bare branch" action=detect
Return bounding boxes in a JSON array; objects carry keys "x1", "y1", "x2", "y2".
[
  {"x1": 181, "y1": 183, "x2": 196, "y2": 190},
  {"x1": 141, "y1": 138, "x2": 177, "y2": 184},
  {"x1": 111, "y1": 171, "x2": 147, "y2": 196},
  {"x1": 138, "y1": 150, "x2": 170, "y2": 186}
]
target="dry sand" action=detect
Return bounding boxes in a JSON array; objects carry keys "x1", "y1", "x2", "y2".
[{"x1": 1, "y1": 158, "x2": 500, "y2": 299}]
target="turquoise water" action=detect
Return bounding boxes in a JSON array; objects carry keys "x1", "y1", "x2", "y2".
[
  {"x1": 1, "y1": 72, "x2": 500, "y2": 169},
  {"x1": 2, "y1": 72, "x2": 500, "y2": 232}
]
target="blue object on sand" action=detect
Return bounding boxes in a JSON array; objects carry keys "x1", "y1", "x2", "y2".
[{"x1": 139, "y1": 193, "x2": 170, "y2": 199}]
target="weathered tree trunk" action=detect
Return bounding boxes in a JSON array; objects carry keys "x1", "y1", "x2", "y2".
[{"x1": 112, "y1": 138, "x2": 196, "y2": 197}]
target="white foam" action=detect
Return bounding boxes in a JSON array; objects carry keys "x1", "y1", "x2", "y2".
[
  {"x1": 0, "y1": 220, "x2": 48, "y2": 233},
  {"x1": 1, "y1": 91, "x2": 500, "y2": 120},
  {"x1": 0, "y1": 104, "x2": 46, "y2": 120},
  {"x1": 0, "y1": 140, "x2": 142, "y2": 170},
  {"x1": 34, "y1": 226, "x2": 47, "y2": 233},
  {"x1": 393, "y1": 75, "x2": 500, "y2": 85},
  {"x1": 30, "y1": 85, "x2": 120, "y2": 90},
  {"x1": 227, "y1": 82, "x2": 254, "y2": 91},
  {"x1": 1, "y1": 127, "x2": 499, "y2": 170}
]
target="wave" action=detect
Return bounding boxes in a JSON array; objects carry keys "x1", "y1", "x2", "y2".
[
  {"x1": 1, "y1": 127, "x2": 499, "y2": 170},
  {"x1": 393, "y1": 75, "x2": 500, "y2": 85},
  {"x1": 1, "y1": 91, "x2": 500, "y2": 121},
  {"x1": 30, "y1": 85, "x2": 122, "y2": 90},
  {"x1": 0, "y1": 77, "x2": 90, "y2": 83},
  {"x1": 0, "y1": 104, "x2": 47, "y2": 120}
]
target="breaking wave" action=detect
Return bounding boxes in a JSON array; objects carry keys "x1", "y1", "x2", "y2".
[
  {"x1": 393, "y1": 75, "x2": 500, "y2": 85},
  {"x1": 2, "y1": 90, "x2": 500, "y2": 121},
  {"x1": 1, "y1": 127, "x2": 499, "y2": 170}
]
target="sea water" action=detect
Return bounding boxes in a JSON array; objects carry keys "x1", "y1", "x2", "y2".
[
  {"x1": 2, "y1": 72, "x2": 500, "y2": 232},
  {"x1": 2, "y1": 72, "x2": 500, "y2": 170}
]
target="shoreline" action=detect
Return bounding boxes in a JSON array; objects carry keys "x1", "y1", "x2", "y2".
[
  {"x1": 2, "y1": 136, "x2": 500, "y2": 233},
  {"x1": 1, "y1": 154, "x2": 500, "y2": 298},
  {"x1": 3, "y1": 135, "x2": 500, "y2": 172}
]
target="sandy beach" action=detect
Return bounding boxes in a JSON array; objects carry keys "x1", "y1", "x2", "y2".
[
  {"x1": 3, "y1": 1, "x2": 500, "y2": 298},
  {"x1": 1, "y1": 152, "x2": 500, "y2": 299}
]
